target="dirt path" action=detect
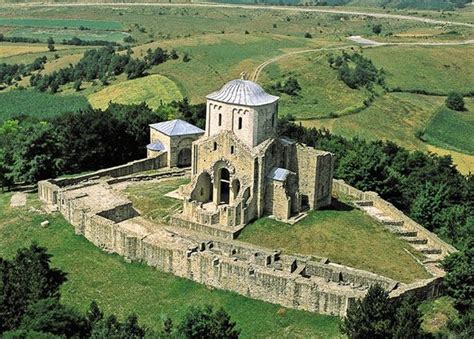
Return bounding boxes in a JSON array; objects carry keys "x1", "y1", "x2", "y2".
[{"x1": 2, "y1": 2, "x2": 473, "y2": 28}]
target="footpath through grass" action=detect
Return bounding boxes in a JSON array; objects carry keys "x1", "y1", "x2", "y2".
[
  {"x1": 0, "y1": 190, "x2": 342, "y2": 338},
  {"x1": 238, "y1": 199, "x2": 431, "y2": 283}
]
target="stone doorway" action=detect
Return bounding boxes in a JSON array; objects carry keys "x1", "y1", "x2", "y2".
[
  {"x1": 219, "y1": 168, "x2": 230, "y2": 204},
  {"x1": 177, "y1": 148, "x2": 192, "y2": 167}
]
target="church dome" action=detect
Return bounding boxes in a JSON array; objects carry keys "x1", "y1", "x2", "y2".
[{"x1": 206, "y1": 79, "x2": 279, "y2": 107}]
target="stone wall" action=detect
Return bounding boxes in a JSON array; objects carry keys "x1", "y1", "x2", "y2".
[{"x1": 38, "y1": 153, "x2": 167, "y2": 205}]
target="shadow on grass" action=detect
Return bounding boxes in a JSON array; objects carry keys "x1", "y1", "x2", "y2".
[{"x1": 320, "y1": 198, "x2": 354, "y2": 212}]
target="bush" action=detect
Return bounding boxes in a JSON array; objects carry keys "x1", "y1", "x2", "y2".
[
  {"x1": 372, "y1": 24, "x2": 382, "y2": 34},
  {"x1": 304, "y1": 32, "x2": 312, "y2": 38},
  {"x1": 446, "y1": 92, "x2": 465, "y2": 111}
]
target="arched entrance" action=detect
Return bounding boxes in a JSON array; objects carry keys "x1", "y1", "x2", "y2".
[
  {"x1": 219, "y1": 168, "x2": 230, "y2": 205},
  {"x1": 177, "y1": 148, "x2": 192, "y2": 167},
  {"x1": 192, "y1": 172, "x2": 213, "y2": 203},
  {"x1": 232, "y1": 179, "x2": 240, "y2": 201}
]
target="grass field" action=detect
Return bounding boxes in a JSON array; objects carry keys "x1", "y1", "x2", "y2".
[
  {"x1": 300, "y1": 93, "x2": 474, "y2": 174},
  {"x1": 259, "y1": 51, "x2": 369, "y2": 119},
  {"x1": 0, "y1": 189, "x2": 343, "y2": 338},
  {"x1": 88, "y1": 74, "x2": 183, "y2": 110},
  {"x1": 0, "y1": 18, "x2": 122, "y2": 30},
  {"x1": 238, "y1": 199, "x2": 431, "y2": 283},
  {"x1": 0, "y1": 89, "x2": 90, "y2": 122},
  {"x1": 364, "y1": 45, "x2": 474, "y2": 95},
  {"x1": 423, "y1": 101, "x2": 474, "y2": 155},
  {"x1": 124, "y1": 177, "x2": 189, "y2": 224}
]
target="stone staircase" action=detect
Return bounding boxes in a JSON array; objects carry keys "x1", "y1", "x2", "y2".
[{"x1": 353, "y1": 201, "x2": 443, "y2": 263}]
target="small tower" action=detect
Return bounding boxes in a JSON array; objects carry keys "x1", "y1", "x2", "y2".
[{"x1": 205, "y1": 77, "x2": 279, "y2": 148}]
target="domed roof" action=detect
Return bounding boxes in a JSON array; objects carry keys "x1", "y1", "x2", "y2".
[{"x1": 206, "y1": 79, "x2": 279, "y2": 107}]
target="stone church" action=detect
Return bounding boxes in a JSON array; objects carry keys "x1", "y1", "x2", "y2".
[{"x1": 148, "y1": 78, "x2": 334, "y2": 237}]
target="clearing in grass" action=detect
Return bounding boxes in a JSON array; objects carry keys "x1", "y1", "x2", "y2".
[{"x1": 88, "y1": 74, "x2": 183, "y2": 110}]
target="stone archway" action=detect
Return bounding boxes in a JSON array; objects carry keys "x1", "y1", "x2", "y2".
[
  {"x1": 177, "y1": 148, "x2": 192, "y2": 167},
  {"x1": 192, "y1": 172, "x2": 213, "y2": 203}
]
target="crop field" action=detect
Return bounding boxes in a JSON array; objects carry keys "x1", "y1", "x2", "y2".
[
  {"x1": 0, "y1": 89, "x2": 90, "y2": 122},
  {"x1": 423, "y1": 100, "x2": 474, "y2": 155},
  {"x1": 238, "y1": 199, "x2": 431, "y2": 283},
  {"x1": 0, "y1": 189, "x2": 342, "y2": 338},
  {"x1": 88, "y1": 74, "x2": 183, "y2": 111}
]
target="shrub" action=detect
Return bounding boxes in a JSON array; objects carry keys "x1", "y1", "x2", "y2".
[
  {"x1": 304, "y1": 32, "x2": 312, "y2": 38},
  {"x1": 446, "y1": 92, "x2": 465, "y2": 111},
  {"x1": 372, "y1": 24, "x2": 382, "y2": 34}
]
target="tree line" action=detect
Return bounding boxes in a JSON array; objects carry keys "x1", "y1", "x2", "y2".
[
  {"x1": 0, "y1": 56, "x2": 47, "y2": 86},
  {"x1": 0, "y1": 244, "x2": 239, "y2": 338},
  {"x1": 30, "y1": 46, "x2": 178, "y2": 93},
  {"x1": 0, "y1": 100, "x2": 205, "y2": 188},
  {"x1": 0, "y1": 33, "x2": 120, "y2": 47}
]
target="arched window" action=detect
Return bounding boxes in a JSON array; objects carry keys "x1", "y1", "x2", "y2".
[
  {"x1": 218, "y1": 114, "x2": 222, "y2": 126},
  {"x1": 213, "y1": 142, "x2": 217, "y2": 151},
  {"x1": 238, "y1": 117, "x2": 243, "y2": 130},
  {"x1": 230, "y1": 146, "x2": 234, "y2": 154},
  {"x1": 272, "y1": 113, "x2": 276, "y2": 127}
]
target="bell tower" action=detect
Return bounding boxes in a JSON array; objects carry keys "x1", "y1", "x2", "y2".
[{"x1": 205, "y1": 77, "x2": 279, "y2": 148}]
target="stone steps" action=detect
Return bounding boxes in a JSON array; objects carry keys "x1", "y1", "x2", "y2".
[
  {"x1": 353, "y1": 200, "x2": 373, "y2": 207},
  {"x1": 423, "y1": 254, "x2": 444, "y2": 264},
  {"x1": 382, "y1": 219, "x2": 404, "y2": 227},
  {"x1": 401, "y1": 236, "x2": 428, "y2": 245},
  {"x1": 392, "y1": 229, "x2": 418, "y2": 237},
  {"x1": 414, "y1": 245, "x2": 442, "y2": 255}
]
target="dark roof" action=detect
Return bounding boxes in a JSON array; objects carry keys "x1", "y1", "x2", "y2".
[
  {"x1": 146, "y1": 140, "x2": 166, "y2": 152},
  {"x1": 149, "y1": 119, "x2": 204, "y2": 137}
]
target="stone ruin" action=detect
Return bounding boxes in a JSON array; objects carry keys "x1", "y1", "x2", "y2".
[{"x1": 37, "y1": 79, "x2": 457, "y2": 316}]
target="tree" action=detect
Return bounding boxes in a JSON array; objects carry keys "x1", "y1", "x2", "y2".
[
  {"x1": 0, "y1": 243, "x2": 67, "y2": 333},
  {"x1": 47, "y1": 37, "x2": 55, "y2": 52},
  {"x1": 183, "y1": 53, "x2": 191, "y2": 63},
  {"x1": 446, "y1": 92, "x2": 465, "y2": 111},
  {"x1": 341, "y1": 284, "x2": 394, "y2": 339},
  {"x1": 442, "y1": 242, "x2": 474, "y2": 314},
  {"x1": 410, "y1": 182, "x2": 449, "y2": 231},
  {"x1": 392, "y1": 296, "x2": 426, "y2": 339},
  {"x1": 372, "y1": 24, "x2": 382, "y2": 34},
  {"x1": 19, "y1": 298, "x2": 88, "y2": 338},
  {"x1": 177, "y1": 305, "x2": 239, "y2": 339},
  {"x1": 304, "y1": 32, "x2": 312, "y2": 38}
]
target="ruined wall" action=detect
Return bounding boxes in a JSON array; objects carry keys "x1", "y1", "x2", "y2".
[{"x1": 38, "y1": 154, "x2": 167, "y2": 205}]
